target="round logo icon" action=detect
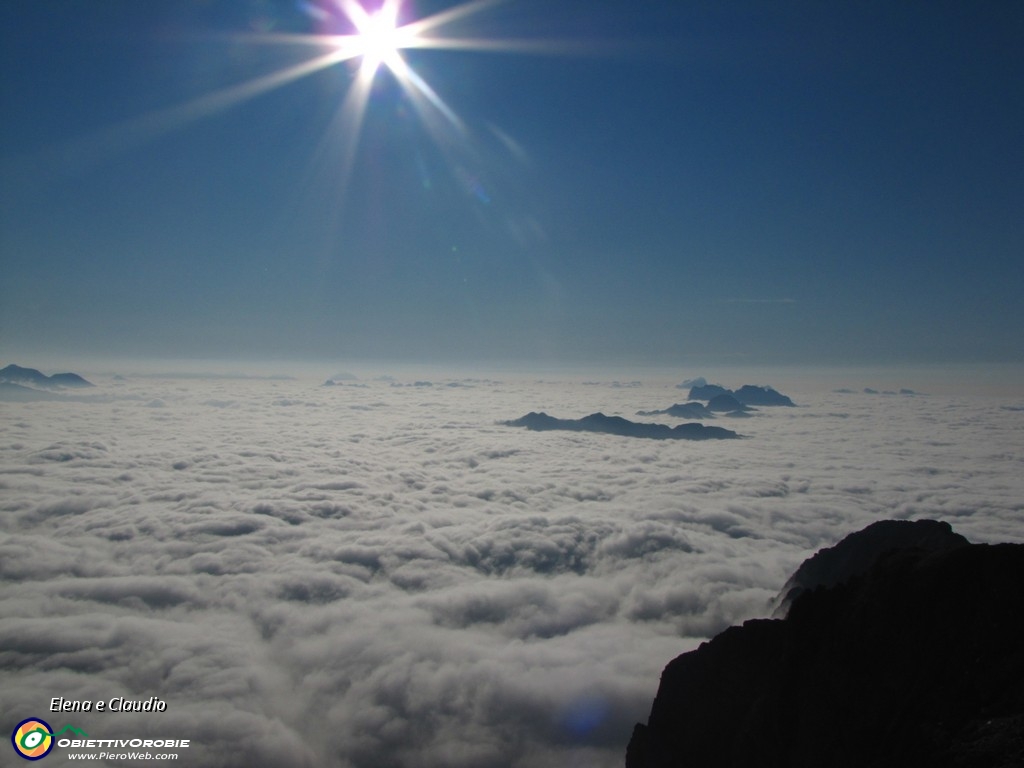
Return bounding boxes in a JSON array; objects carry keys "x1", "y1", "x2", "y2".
[{"x1": 11, "y1": 717, "x2": 54, "y2": 761}]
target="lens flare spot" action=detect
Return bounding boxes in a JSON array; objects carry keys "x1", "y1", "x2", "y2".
[{"x1": 561, "y1": 696, "x2": 609, "y2": 739}]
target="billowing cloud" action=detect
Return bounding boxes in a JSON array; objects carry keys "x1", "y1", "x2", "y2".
[{"x1": 1, "y1": 371, "x2": 1022, "y2": 766}]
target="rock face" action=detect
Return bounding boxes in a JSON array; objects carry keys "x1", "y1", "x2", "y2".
[
  {"x1": 772, "y1": 519, "x2": 970, "y2": 617},
  {"x1": 503, "y1": 412, "x2": 740, "y2": 440},
  {"x1": 626, "y1": 522, "x2": 1024, "y2": 768}
]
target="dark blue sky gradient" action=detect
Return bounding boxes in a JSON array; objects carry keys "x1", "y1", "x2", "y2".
[{"x1": 2, "y1": 0, "x2": 1022, "y2": 365}]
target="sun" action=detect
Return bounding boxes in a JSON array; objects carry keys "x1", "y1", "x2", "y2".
[
  {"x1": 341, "y1": 0, "x2": 411, "y2": 77},
  {"x1": 359, "y1": 11, "x2": 399, "y2": 60}
]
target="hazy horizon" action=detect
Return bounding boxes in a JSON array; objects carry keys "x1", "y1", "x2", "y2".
[{"x1": 5, "y1": 355, "x2": 1024, "y2": 400}]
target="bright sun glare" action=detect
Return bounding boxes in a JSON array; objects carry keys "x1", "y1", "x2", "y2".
[
  {"x1": 360, "y1": 12, "x2": 400, "y2": 63},
  {"x1": 62, "y1": 0, "x2": 578, "y2": 208},
  {"x1": 342, "y1": 0, "x2": 409, "y2": 77}
]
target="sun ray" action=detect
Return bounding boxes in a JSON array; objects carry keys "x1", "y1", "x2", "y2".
[
  {"x1": 389, "y1": 54, "x2": 465, "y2": 134},
  {"x1": 15, "y1": 0, "x2": 607, "y2": 202},
  {"x1": 399, "y1": 0, "x2": 508, "y2": 38},
  {"x1": 10, "y1": 45, "x2": 361, "y2": 188}
]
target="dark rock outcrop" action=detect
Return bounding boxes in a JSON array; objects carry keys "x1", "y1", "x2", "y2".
[
  {"x1": 503, "y1": 412, "x2": 739, "y2": 440},
  {"x1": 772, "y1": 519, "x2": 970, "y2": 617},
  {"x1": 627, "y1": 521, "x2": 1024, "y2": 768}
]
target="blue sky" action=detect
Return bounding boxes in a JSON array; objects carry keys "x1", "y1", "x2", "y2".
[{"x1": 2, "y1": 0, "x2": 1022, "y2": 366}]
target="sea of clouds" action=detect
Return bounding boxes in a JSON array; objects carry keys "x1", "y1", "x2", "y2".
[{"x1": 2, "y1": 368, "x2": 1022, "y2": 766}]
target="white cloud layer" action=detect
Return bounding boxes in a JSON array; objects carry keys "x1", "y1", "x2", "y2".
[{"x1": 2, "y1": 371, "x2": 1023, "y2": 766}]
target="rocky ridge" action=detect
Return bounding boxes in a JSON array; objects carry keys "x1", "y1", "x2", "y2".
[{"x1": 627, "y1": 520, "x2": 1024, "y2": 767}]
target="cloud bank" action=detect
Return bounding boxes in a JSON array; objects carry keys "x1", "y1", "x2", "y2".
[{"x1": 1, "y1": 371, "x2": 1022, "y2": 766}]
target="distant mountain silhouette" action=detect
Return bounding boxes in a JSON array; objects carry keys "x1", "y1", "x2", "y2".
[
  {"x1": 626, "y1": 520, "x2": 1024, "y2": 768},
  {"x1": 689, "y1": 383, "x2": 796, "y2": 407},
  {"x1": 706, "y1": 393, "x2": 748, "y2": 413},
  {"x1": 636, "y1": 403, "x2": 713, "y2": 420},
  {"x1": 860, "y1": 387, "x2": 921, "y2": 396},
  {"x1": 733, "y1": 385, "x2": 795, "y2": 406},
  {"x1": 676, "y1": 377, "x2": 708, "y2": 389},
  {"x1": 49, "y1": 372, "x2": 92, "y2": 387},
  {"x1": 688, "y1": 384, "x2": 729, "y2": 400},
  {"x1": 504, "y1": 412, "x2": 739, "y2": 440},
  {"x1": 0, "y1": 364, "x2": 93, "y2": 389}
]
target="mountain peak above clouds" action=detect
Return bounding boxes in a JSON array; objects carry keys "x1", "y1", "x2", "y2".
[
  {"x1": 676, "y1": 377, "x2": 708, "y2": 389},
  {"x1": 706, "y1": 393, "x2": 749, "y2": 413},
  {"x1": 636, "y1": 402, "x2": 713, "y2": 420},
  {"x1": 733, "y1": 385, "x2": 795, "y2": 407},
  {"x1": 504, "y1": 412, "x2": 740, "y2": 440},
  {"x1": 0, "y1": 363, "x2": 93, "y2": 389},
  {"x1": 687, "y1": 383, "x2": 730, "y2": 400},
  {"x1": 687, "y1": 382, "x2": 797, "y2": 407}
]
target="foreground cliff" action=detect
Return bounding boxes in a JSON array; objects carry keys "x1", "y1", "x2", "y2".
[{"x1": 627, "y1": 521, "x2": 1024, "y2": 767}]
